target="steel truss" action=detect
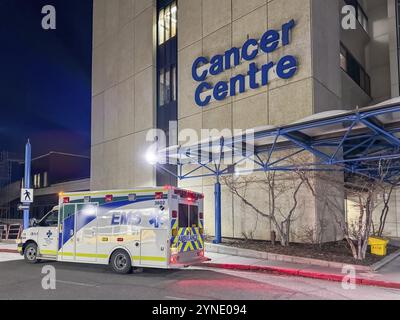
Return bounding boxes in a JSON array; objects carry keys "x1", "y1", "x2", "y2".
[{"x1": 154, "y1": 99, "x2": 400, "y2": 243}]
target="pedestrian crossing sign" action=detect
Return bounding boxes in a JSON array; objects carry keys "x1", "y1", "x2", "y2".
[{"x1": 21, "y1": 188, "x2": 34, "y2": 203}]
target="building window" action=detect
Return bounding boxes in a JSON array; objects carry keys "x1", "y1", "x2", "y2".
[
  {"x1": 158, "y1": 65, "x2": 177, "y2": 107},
  {"x1": 344, "y1": 0, "x2": 368, "y2": 33},
  {"x1": 340, "y1": 43, "x2": 371, "y2": 96},
  {"x1": 171, "y1": 65, "x2": 177, "y2": 102},
  {"x1": 43, "y1": 171, "x2": 48, "y2": 188},
  {"x1": 33, "y1": 173, "x2": 41, "y2": 189},
  {"x1": 158, "y1": 1, "x2": 177, "y2": 45}
]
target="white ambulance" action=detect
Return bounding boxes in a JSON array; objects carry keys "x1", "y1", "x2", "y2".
[{"x1": 17, "y1": 187, "x2": 206, "y2": 274}]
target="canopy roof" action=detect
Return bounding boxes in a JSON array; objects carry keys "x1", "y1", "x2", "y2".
[{"x1": 155, "y1": 97, "x2": 400, "y2": 184}]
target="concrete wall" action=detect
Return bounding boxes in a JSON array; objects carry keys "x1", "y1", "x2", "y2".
[
  {"x1": 388, "y1": 0, "x2": 400, "y2": 98},
  {"x1": 346, "y1": 188, "x2": 400, "y2": 238},
  {"x1": 365, "y1": 0, "x2": 392, "y2": 103},
  {"x1": 91, "y1": 0, "x2": 157, "y2": 190},
  {"x1": 177, "y1": 0, "x2": 347, "y2": 242}
]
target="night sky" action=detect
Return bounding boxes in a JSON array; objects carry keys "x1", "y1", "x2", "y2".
[{"x1": 0, "y1": 0, "x2": 93, "y2": 158}]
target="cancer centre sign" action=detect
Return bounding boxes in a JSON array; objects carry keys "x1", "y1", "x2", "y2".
[{"x1": 192, "y1": 19, "x2": 298, "y2": 107}]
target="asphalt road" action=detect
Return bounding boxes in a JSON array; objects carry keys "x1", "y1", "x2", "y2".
[{"x1": 0, "y1": 259, "x2": 400, "y2": 300}]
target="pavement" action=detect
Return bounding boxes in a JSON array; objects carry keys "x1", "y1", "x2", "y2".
[
  {"x1": 1, "y1": 242, "x2": 400, "y2": 299},
  {"x1": 0, "y1": 254, "x2": 400, "y2": 300}
]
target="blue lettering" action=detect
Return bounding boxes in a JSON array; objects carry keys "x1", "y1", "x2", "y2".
[
  {"x1": 209, "y1": 55, "x2": 224, "y2": 76},
  {"x1": 229, "y1": 74, "x2": 246, "y2": 96},
  {"x1": 276, "y1": 55, "x2": 297, "y2": 79},
  {"x1": 224, "y1": 47, "x2": 240, "y2": 70},
  {"x1": 111, "y1": 213, "x2": 121, "y2": 225},
  {"x1": 192, "y1": 56, "x2": 209, "y2": 82},
  {"x1": 120, "y1": 213, "x2": 128, "y2": 225},
  {"x1": 248, "y1": 62, "x2": 259, "y2": 89},
  {"x1": 282, "y1": 19, "x2": 295, "y2": 46},
  {"x1": 261, "y1": 61, "x2": 275, "y2": 86},
  {"x1": 213, "y1": 81, "x2": 228, "y2": 101},
  {"x1": 260, "y1": 30, "x2": 280, "y2": 53},
  {"x1": 242, "y1": 39, "x2": 259, "y2": 61},
  {"x1": 195, "y1": 82, "x2": 212, "y2": 107}
]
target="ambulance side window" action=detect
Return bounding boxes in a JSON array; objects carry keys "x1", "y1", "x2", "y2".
[
  {"x1": 39, "y1": 210, "x2": 59, "y2": 227},
  {"x1": 178, "y1": 204, "x2": 189, "y2": 228}
]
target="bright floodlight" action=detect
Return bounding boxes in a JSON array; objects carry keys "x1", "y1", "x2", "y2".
[{"x1": 145, "y1": 147, "x2": 158, "y2": 165}]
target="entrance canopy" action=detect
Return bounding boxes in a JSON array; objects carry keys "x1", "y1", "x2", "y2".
[
  {"x1": 152, "y1": 97, "x2": 400, "y2": 243},
  {"x1": 155, "y1": 97, "x2": 400, "y2": 184}
]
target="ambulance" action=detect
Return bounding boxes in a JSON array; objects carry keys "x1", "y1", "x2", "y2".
[{"x1": 17, "y1": 187, "x2": 207, "y2": 274}]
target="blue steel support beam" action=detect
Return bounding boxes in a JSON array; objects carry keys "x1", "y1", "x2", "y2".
[
  {"x1": 213, "y1": 180, "x2": 222, "y2": 244},
  {"x1": 361, "y1": 118, "x2": 400, "y2": 148}
]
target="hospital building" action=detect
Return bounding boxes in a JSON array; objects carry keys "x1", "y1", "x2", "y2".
[{"x1": 91, "y1": 0, "x2": 400, "y2": 242}]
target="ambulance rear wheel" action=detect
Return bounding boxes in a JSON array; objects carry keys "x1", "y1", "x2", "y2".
[
  {"x1": 24, "y1": 243, "x2": 40, "y2": 264},
  {"x1": 110, "y1": 250, "x2": 132, "y2": 274}
]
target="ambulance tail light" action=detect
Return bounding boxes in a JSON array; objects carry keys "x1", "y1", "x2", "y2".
[
  {"x1": 172, "y1": 210, "x2": 178, "y2": 218},
  {"x1": 105, "y1": 195, "x2": 113, "y2": 202},
  {"x1": 63, "y1": 197, "x2": 70, "y2": 204},
  {"x1": 170, "y1": 255, "x2": 179, "y2": 264},
  {"x1": 155, "y1": 192, "x2": 163, "y2": 200},
  {"x1": 172, "y1": 229, "x2": 178, "y2": 237}
]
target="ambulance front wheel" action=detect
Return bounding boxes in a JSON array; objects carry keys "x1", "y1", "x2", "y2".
[
  {"x1": 110, "y1": 249, "x2": 132, "y2": 274},
  {"x1": 24, "y1": 242, "x2": 41, "y2": 264}
]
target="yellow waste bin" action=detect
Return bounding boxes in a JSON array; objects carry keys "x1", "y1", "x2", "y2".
[{"x1": 368, "y1": 237, "x2": 389, "y2": 256}]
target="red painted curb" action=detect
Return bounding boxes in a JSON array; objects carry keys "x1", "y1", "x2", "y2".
[
  {"x1": 0, "y1": 249, "x2": 18, "y2": 254},
  {"x1": 202, "y1": 262, "x2": 400, "y2": 290}
]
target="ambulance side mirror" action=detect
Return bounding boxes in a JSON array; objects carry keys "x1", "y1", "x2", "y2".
[{"x1": 30, "y1": 218, "x2": 38, "y2": 227}]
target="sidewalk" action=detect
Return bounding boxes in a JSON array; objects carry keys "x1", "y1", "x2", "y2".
[
  {"x1": 0, "y1": 242, "x2": 22, "y2": 262},
  {"x1": 202, "y1": 251, "x2": 400, "y2": 290},
  {"x1": 0, "y1": 242, "x2": 18, "y2": 253}
]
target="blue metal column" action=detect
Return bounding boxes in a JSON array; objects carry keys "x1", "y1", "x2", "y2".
[
  {"x1": 213, "y1": 180, "x2": 222, "y2": 244},
  {"x1": 23, "y1": 140, "x2": 31, "y2": 230}
]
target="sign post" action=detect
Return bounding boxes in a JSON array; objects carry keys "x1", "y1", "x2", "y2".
[{"x1": 23, "y1": 140, "x2": 32, "y2": 230}]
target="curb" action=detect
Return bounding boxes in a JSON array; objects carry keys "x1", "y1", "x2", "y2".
[
  {"x1": 205, "y1": 242, "x2": 371, "y2": 272},
  {"x1": 202, "y1": 262, "x2": 400, "y2": 290},
  {"x1": 0, "y1": 249, "x2": 18, "y2": 254}
]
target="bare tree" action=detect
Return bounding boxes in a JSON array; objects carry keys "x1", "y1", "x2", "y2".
[
  {"x1": 222, "y1": 170, "x2": 304, "y2": 246},
  {"x1": 296, "y1": 165, "x2": 391, "y2": 260}
]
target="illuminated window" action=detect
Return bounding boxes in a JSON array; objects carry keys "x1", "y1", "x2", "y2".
[
  {"x1": 43, "y1": 172, "x2": 48, "y2": 187},
  {"x1": 158, "y1": 1, "x2": 177, "y2": 45},
  {"x1": 171, "y1": 2, "x2": 177, "y2": 38},
  {"x1": 171, "y1": 65, "x2": 177, "y2": 102},
  {"x1": 159, "y1": 65, "x2": 177, "y2": 107},
  {"x1": 165, "y1": 68, "x2": 171, "y2": 104},
  {"x1": 158, "y1": 9, "x2": 165, "y2": 45}
]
